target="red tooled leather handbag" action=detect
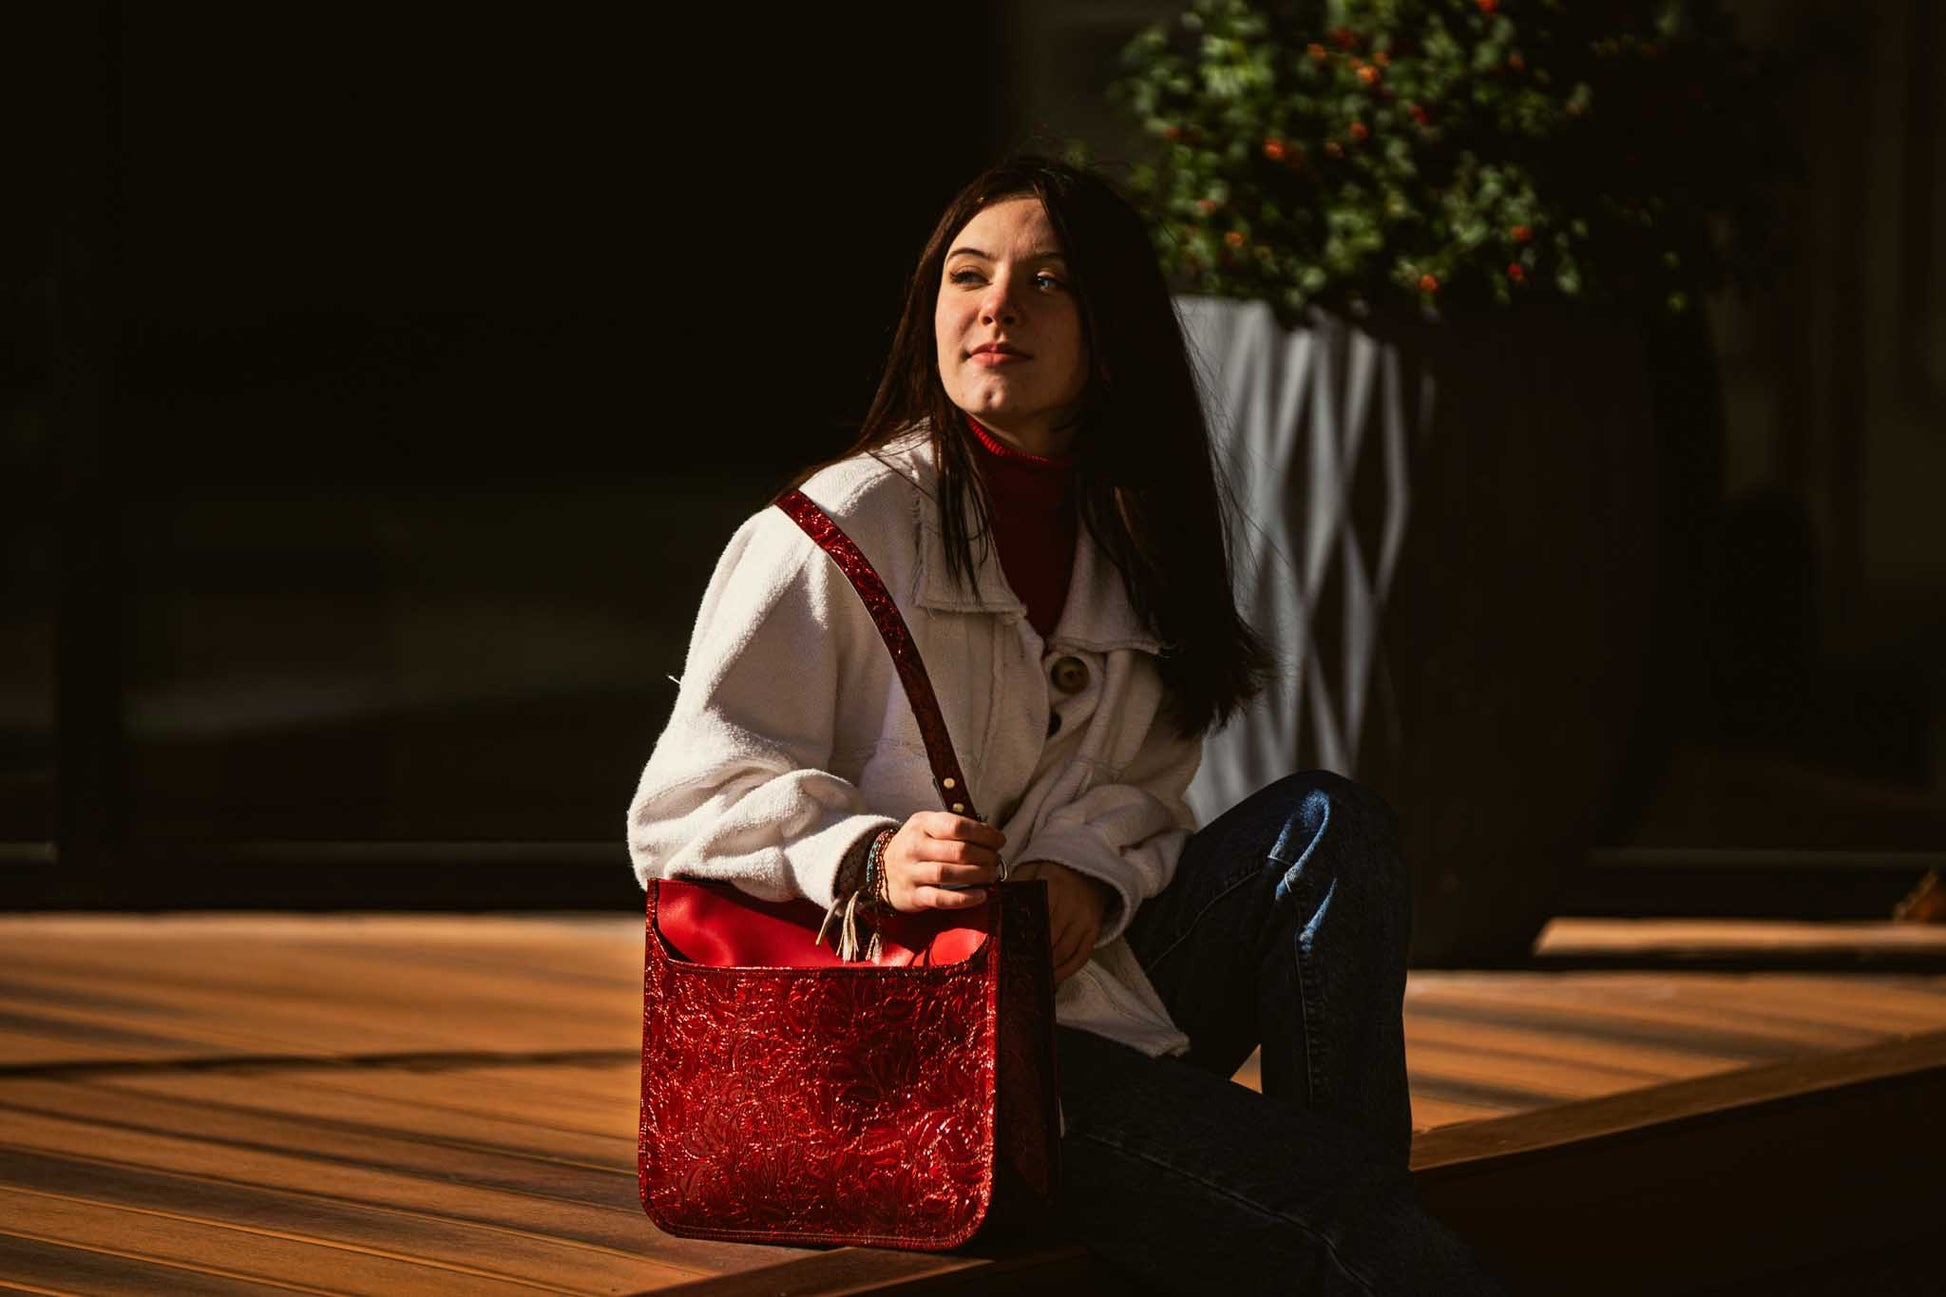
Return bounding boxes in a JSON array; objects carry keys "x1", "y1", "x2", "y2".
[{"x1": 638, "y1": 489, "x2": 1060, "y2": 1251}]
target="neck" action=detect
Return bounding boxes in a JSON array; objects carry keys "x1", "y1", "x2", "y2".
[{"x1": 967, "y1": 416, "x2": 1076, "y2": 459}]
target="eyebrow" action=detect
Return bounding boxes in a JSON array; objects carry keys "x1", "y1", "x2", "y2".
[{"x1": 945, "y1": 245, "x2": 1068, "y2": 263}]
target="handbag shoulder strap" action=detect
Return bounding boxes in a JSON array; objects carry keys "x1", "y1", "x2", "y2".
[{"x1": 775, "y1": 489, "x2": 980, "y2": 822}]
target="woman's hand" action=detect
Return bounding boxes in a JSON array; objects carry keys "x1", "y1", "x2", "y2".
[
  {"x1": 1012, "y1": 861, "x2": 1110, "y2": 983},
  {"x1": 883, "y1": 812, "x2": 1007, "y2": 911}
]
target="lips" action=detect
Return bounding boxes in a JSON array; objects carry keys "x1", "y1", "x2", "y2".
[{"x1": 969, "y1": 342, "x2": 1026, "y2": 367}]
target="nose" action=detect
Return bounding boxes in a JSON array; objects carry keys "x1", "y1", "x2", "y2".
[{"x1": 978, "y1": 274, "x2": 1020, "y2": 326}]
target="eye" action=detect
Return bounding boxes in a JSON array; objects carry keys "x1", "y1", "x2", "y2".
[
  {"x1": 948, "y1": 267, "x2": 985, "y2": 286},
  {"x1": 1033, "y1": 271, "x2": 1067, "y2": 291}
]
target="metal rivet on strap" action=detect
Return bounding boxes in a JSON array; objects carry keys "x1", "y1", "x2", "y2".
[
  {"x1": 942, "y1": 777, "x2": 956, "y2": 789},
  {"x1": 952, "y1": 803, "x2": 966, "y2": 813}
]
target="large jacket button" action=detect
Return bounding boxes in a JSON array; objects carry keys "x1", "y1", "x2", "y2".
[{"x1": 1050, "y1": 655, "x2": 1090, "y2": 694}]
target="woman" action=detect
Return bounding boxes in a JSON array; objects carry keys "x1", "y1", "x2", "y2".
[{"x1": 629, "y1": 157, "x2": 1501, "y2": 1295}]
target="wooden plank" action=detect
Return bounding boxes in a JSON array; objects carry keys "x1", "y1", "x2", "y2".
[
  {"x1": 1416, "y1": 973, "x2": 1946, "y2": 1059},
  {"x1": 0, "y1": 917, "x2": 643, "y2": 1069},
  {"x1": 1636, "y1": 972, "x2": 1946, "y2": 1033},
  {"x1": 1405, "y1": 1012, "x2": 1749, "y2": 1081},
  {"x1": 0, "y1": 1027, "x2": 186, "y2": 1072},
  {"x1": 1410, "y1": 1027, "x2": 1946, "y2": 1171},
  {"x1": 1411, "y1": 1030, "x2": 1946, "y2": 1295},
  {"x1": 1405, "y1": 972, "x2": 1886, "y2": 1055},
  {"x1": 0, "y1": 1102, "x2": 782, "y2": 1277},
  {"x1": 0, "y1": 1147, "x2": 692, "y2": 1294},
  {"x1": 0, "y1": 1231, "x2": 334, "y2": 1295},
  {"x1": 0, "y1": 1079, "x2": 630, "y2": 1202},
  {"x1": 271, "y1": 1062, "x2": 640, "y2": 1128},
  {"x1": 0, "y1": 1187, "x2": 569, "y2": 1296},
  {"x1": 1538, "y1": 916, "x2": 1946, "y2": 955},
  {"x1": 1402, "y1": 1041, "x2": 1680, "y2": 1101},
  {"x1": 1407, "y1": 1093, "x2": 1517, "y2": 1132},
  {"x1": 647, "y1": 1249, "x2": 974, "y2": 1297},
  {"x1": 96, "y1": 1071, "x2": 627, "y2": 1165},
  {"x1": 647, "y1": 1242, "x2": 1111, "y2": 1297},
  {"x1": 0, "y1": 958, "x2": 634, "y2": 1067}
]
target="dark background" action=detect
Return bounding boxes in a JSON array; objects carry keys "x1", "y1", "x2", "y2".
[
  {"x1": 5, "y1": 2, "x2": 1003, "y2": 905},
  {"x1": 4, "y1": 1, "x2": 1944, "y2": 912}
]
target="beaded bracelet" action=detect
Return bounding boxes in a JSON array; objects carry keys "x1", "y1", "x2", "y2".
[
  {"x1": 818, "y1": 827, "x2": 898, "y2": 961},
  {"x1": 863, "y1": 827, "x2": 896, "y2": 911}
]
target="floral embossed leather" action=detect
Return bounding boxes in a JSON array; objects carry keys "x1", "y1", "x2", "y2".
[
  {"x1": 636, "y1": 492, "x2": 1059, "y2": 1250},
  {"x1": 640, "y1": 880, "x2": 1055, "y2": 1247}
]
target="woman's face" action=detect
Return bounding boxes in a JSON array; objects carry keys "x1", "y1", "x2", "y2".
[{"x1": 933, "y1": 197, "x2": 1088, "y2": 456}]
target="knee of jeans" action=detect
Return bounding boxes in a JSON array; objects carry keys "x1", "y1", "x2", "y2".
[{"x1": 1260, "y1": 771, "x2": 1408, "y2": 917}]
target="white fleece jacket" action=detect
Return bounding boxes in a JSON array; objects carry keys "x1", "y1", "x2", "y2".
[{"x1": 628, "y1": 432, "x2": 1195, "y2": 1057}]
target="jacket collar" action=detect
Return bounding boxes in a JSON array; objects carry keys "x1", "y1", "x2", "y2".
[{"x1": 879, "y1": 433, "x2": 1163, "y2": 656}]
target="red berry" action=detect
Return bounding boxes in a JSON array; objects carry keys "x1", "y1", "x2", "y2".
[
  {"x1": 1224, "y1": 230, "x2": 1246, "y2": 249},
  {"x1": 1409, "y1": 103, "x2": 1431, "y2": 125},
  {"x1": 1162, "y1": 124, "x2": 1183, "y2": 142},
  {"x1": 1511, "y1": 224, "x2": 1533, "y2": 243},
  {"x1": 1477, "y1": 0, "x2": 1498, "y2": 12},
  {"x1": 1196, "y1": 198, "x2": 1218, "y2": 216},
  {"x1": 1349, "y1": 121, "x2": 1370, "y2": 142},
  {"x1": 1419, "y1": 273, "x2": 1440, "y2": 293},
  {"x1": 1356, "y1": 63, "x2": 1380, "y2": 85},
  {"x1": 1263, "y1": 137, "x2": 1287, "y2": 161},
  {"x1": 1507, "y1": 263, "x2": 1526, "y2": 283},
  {"x1": 1330, "y1": 26, "x2": 1357, "y2": 50}
]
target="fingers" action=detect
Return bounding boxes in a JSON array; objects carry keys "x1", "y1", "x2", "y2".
[
  {"x1": 927, "y1": 861, "x2": 1003, "y2": 888},
  {"x1": 913, "y1": 812, "x2": 1006, "y2": 850},
  {"x1": 926, "y1": 839, "x2": 1002, "y2": 869},
  {"x1": 884, "y1": 815, "x2": 1009, "y2": 912},
  {"x1": 1050, "y1": 917, "x2": 1080, "y2": 971},
  {"x1": 908, "y1": 885, "x2": 988, "y2": 909},
  {"x1": 1050, "y1": 923, "x2": 1097, "y2": 973},
  {"x1": 888, "y1": 818, "x2": 1002, "y2": 881},
  {"x1": 891, "y1": 866, "x2": 997, "y2": 912},
  {"x1": 1052, "y1": 920, "x2": 1096, "y2": 982},
  {"x1": 887, "y1": 844, "x2": 1001, "y2": 884}
]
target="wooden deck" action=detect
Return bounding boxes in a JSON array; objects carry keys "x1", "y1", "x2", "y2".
[{"x1": 2, "y1": 914, "x2": 1943, "y2": 1294}]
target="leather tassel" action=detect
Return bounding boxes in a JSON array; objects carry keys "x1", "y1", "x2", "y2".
[
  {"x1": 814, "y1": 890, "x2": 884, "y2": 963},
  {"x1": 837, "y1": 892, "x2": 862, "y2": 962},
  {"x1": 815, "y1": 894, "x2": 844, "y2": 951}
]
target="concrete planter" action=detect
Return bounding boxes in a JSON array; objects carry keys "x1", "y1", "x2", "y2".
[{"x1": 1179, "y1": 297, "x2": 1659, "y2": 965}]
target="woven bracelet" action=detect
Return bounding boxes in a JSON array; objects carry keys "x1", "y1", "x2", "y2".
[{"x1": 865, "y1": 828, "x2": 895, "y2": 911}]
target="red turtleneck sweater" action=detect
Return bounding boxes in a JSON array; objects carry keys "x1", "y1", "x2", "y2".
[{"x1": 967, "y1": 418, "x2": 1078, "y2": 639}]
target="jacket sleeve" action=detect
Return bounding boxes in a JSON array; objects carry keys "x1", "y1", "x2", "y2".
[
  {"x1": 1013, "y1": 714, "x2": 1204, "y2": 947},
  {"x1": 626, "y1": 509, "x2": 898, "y2": 910}
]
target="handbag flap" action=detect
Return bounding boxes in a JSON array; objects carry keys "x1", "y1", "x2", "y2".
[{"x1": 654, "y1": 879, "x2": 989, "y2": 968}]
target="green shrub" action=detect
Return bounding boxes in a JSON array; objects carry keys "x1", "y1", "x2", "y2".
[{"x1": 1115, "y1": 0, "x2": 1788, "y2": 320}]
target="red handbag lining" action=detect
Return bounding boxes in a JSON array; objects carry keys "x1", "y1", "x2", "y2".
[
  {"x1": 652, "y1": 879, "x2": 991, "y2": 969},
  {"x1": 651, "y1": 926, "x2": 993, "y2": 971}
]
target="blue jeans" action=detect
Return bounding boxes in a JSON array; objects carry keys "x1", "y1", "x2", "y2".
[{"x1": 1055, "y1": 772, "x2": 1504, "y2": 1295}]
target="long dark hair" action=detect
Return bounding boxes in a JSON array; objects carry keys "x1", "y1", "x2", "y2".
[{"x1": 803, "y1": 157, "x2": 1268, "y2": 736}]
